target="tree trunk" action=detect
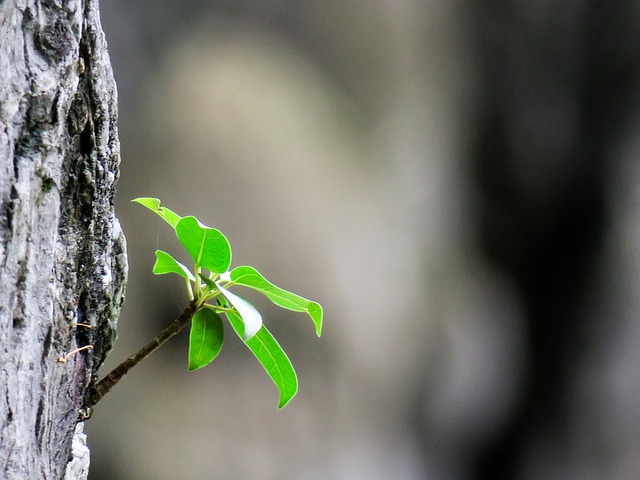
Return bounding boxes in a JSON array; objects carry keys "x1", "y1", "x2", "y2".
[{"x1": 0, "y1": 1, "x2": 126, "y2": 479}]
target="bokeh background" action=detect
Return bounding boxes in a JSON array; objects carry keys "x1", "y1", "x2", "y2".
[{"x1": 86, "y1": 1, "x2": 640, "y2": 479}]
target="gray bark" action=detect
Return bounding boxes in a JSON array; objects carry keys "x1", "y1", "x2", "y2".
[{"x1": 0, "y1": 1, "x2": 126, "y2": 479}]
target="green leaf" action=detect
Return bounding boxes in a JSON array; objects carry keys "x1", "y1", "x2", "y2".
[
  {"x1": 132, "y1": 197, "x2": 182, "y2": 229},
  {"x1": 217, "y1": 283, "x2": 262, "y2": 340},
  {"x1": 225, "y1": 306, "x2": 298, "y2": 408},
  {"x1": 153, "y1": 250, "x2": 195, "y2": 281},
  {"x1": 176, "y1": 216, "x2": 232, "y2": 273},
  {"x1": 227, "y1": 266, "x2": 323, "y2": 336},
  {"x1": 198, "y1": 273, "x2": 217, "y2": 291},
  {"x1": 188, "y1": 309, "x2": 224, "y2": 371}
]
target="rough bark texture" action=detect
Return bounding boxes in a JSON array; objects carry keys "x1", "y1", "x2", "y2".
[{"x1": 0, "y1": 1, "x2": 126, "y2": 479}]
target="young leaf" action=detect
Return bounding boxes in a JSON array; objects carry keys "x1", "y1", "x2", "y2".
[
  {"x1": 188, "y1": 309, "x2": 224, "y2": 371},
  {"x1": 132, "y1": 197, "x2": 182, "y2": 229},
  {"x1": 153, "y1": 250, "x2": 195, "y2": 281},
  {"x1": 176, "y1": 216, "x2": 232, "y2": 273},
  {"x1": 225, "y1": 306, "x2": 298, "y2": 408},
  {"x1": 198, "y1": 273, "x2": 217, "y2": 291},
  {"x1": 228, "y1": 266, "x2": 323, "y2": 337},
  {"x1": 216, "y1": 283, "x2": 262, "y2": 340}
]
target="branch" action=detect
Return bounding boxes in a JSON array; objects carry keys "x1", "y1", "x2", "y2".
[{"x1": 87, "y1": 300, "x2": 199, "y2": 407}]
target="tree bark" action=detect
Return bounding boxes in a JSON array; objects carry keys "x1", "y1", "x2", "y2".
[{"x1": 0, "y1": 1, "x2": 126, "y2": 479}]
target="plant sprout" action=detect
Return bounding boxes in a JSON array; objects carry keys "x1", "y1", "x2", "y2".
[{"x1": 87, "y1": 198, "x2": 322, "y2": 409}]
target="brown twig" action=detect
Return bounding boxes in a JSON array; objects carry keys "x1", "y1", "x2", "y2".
[{"x1": 87, "y1": 300, "x2": 198, "y2": 407}]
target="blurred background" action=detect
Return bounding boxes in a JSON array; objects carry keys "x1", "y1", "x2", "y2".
[{"x1": 86, "y1": 1, "x2": 640, "y2": 479}]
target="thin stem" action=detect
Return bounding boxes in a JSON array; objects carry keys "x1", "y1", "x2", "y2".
[
  {"x1": 201, "y1": 290, "x2": 220, "y2": 304},
  {"x1": 202, "y1": 303, "x2": 233, "y2": 313},
  {"x1": 87, "y1": 300, "x2": 199, "y2": 407},
  {"x1": 194, "y1": 263, "x2": 202, "y2": 299},
  {"x1": 185, "y1": 277, "x2": 194, "y2": 300}
]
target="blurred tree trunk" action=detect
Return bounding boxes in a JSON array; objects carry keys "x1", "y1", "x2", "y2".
[
  {"x1": 0, "y1": 1, "x2": 126, "y2": 479},
  {"x1": 469, "y1": 1, "x2": 639, "y2": 478}
]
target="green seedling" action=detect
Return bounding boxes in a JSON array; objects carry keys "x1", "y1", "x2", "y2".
[{"x1": 88, "y1": 198, "x2": 322, "y2": 409}]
